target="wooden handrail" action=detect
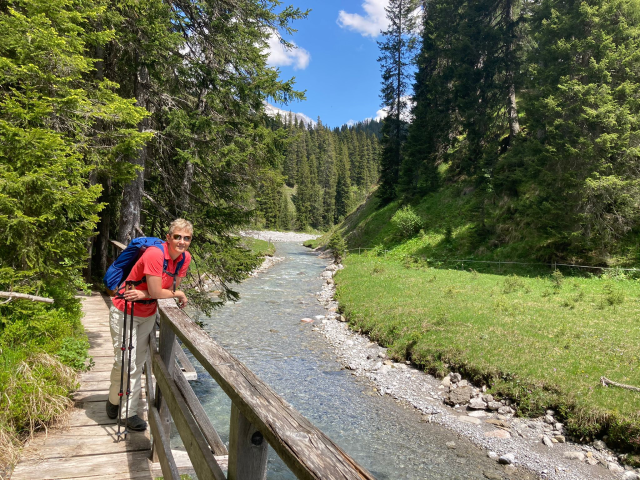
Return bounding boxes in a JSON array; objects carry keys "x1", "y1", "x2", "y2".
[{"x1": 155, "y1": 299, "x2": 375, "y2": 480}]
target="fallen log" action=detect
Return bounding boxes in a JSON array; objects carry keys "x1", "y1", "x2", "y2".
[
  {"x1": 600, "y1": 376, "x2": 640, "y2": 393},
  {"x1": 0, "y1": 292, "x2": 54, "y2": 304}
]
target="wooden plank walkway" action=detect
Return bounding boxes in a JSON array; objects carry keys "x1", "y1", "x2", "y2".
[{"x1": 10, "y1": 293, "x2": 199, "y2": 480}]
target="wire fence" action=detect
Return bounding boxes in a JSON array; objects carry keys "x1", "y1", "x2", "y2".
[{"x1": 346, "y1": 247, "x2": 640, "y2": 274}]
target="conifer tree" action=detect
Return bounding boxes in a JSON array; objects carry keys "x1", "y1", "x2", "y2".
[
  {"x1": 0, "y1": 0, "x2": 149, "y2": 299},
  {"x1": 293, "y1": 155, "x2": 313, "y2": 229},
  {"x1": 377, "y1": 0, "x2": 419, "y2": 203},
  {"x1": 509, "y1": 0, "x2": 640, "y2": 254},
  {"x1": 335, "y1": 146, "x2": 353, "y2": 221}
]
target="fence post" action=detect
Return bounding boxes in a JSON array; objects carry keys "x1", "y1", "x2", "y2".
[
  {"x1": 227, "y1": 403, "x2": 268, "y2": 480},
  {"x1": 152, "y1": 314, "x2": 176, "y2": 463}
]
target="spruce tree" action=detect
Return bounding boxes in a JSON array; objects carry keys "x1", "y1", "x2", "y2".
[
  {"x1": 335, "y1": 146, "x2": 353, "y2": 221},
  {"x1": 377, "y1": 0, "x2": 419, "y2": 203},
  {"x1": 0, "y1": 0, "x2": 149, "y2": 299},
  {"x1": 511, "y1": 0, "x2": 640, "y2": 254}
]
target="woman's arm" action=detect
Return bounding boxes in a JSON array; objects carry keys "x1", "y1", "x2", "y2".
[{"x1": 146, "y1": 275, "x2": 187, "y2": 306}]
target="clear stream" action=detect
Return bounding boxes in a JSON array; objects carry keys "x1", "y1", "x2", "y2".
[{"x1": 179, "y1": 242, "x2": 516, "y2": 480}]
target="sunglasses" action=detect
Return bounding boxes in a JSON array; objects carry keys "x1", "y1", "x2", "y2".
[{"x1": 172, "y1": 234, "x2": 192, "y2": 242}]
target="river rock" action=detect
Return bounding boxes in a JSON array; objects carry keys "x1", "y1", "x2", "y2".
[
  {"x1": 468, "y1": 410, "x2": 487, "y2": 418},
  {"x1": 300, "y1": 318, "x2": 314, "y2": 323},
  {"x1": 446, "y1": 441, "x2": 456, "y2": 449},
  {"x1": 442, "y1": 375, "x2": 451, "y2": 387},
  {"x1": 554, "y1": 435, "x2": 565, "y2": 443},
  {"x1": 469, "y1": 398, "x2": 487, "y2": 410},
  {"x1": 544, "y1": 414, "x2": 555, "y2": 424},
  {"x1": 485, "y1": 429, "x2": 511, "y2": 439},
  {"x1": 450, "y1": 373, "x2": 462, "y2": 383},
  {"x1": 321, "y1": 270, "x2": 333, "y2": 279},
  {"x1": 482, "y1": 394, "x2": 494, "y2": 403},
  {"x1": 593, "y1": 439, "x2": 607, "y2": 451},
  {"x1": 498, "y1": 453, "x2": 515, "y2": 465},
  {"x1": 487, "y1": 451, "x2": 499, "y2": 460},
  {"x1": 563, "y1": 451, "x2": 585, "y2": 461},
  {"x1": 608, "y1": 462, "x2": 624, "y2": 473},
  {"x1": 504, "y1": 465, "x2": 517, "y2": 475},
  {"x1": 622, "y1": 472, "x2": 639, "y2": 480},
  {"x1": 498, "y1": 406, "x2": 514, "y2": 415},
  {"x1": 445, "y1": 386, "x2": 473, "y2": 406},
  {"x1": 542, "y1": 436, "x2": 553, "y2": 447},
  {"x1": 487, "y1": 401, "x2": 502, "y2": 411},
  {"x1": 483, "y1": 471, "x2": 501, "y2": 480},
  {"x1": 458, "y1": 416, "x2": 483, "y2": 425}
]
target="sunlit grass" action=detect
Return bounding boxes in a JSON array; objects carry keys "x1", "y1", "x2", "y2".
[{"x1": 336, "y1": 254, "x2": 640, "y2": 448}]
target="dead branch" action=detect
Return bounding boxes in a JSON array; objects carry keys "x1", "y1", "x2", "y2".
[
  {"x1": 0, "y1": 292, "x2": 54, "y2": 304},
  {"x1": 600, "y1": 376, "x2": 640, "y2": 392}
]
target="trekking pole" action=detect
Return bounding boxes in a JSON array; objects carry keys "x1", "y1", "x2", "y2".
[
  {"x1": 116, "y1": 281, "x2": 132, "y2": 440},
  {"x1": 123, "y1": 290, "x2": 136, "y2": 439}
]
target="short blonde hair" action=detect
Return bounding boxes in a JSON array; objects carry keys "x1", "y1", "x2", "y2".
[{"x1": 168, "y1": 218, "x2": 193, "y2": 235}]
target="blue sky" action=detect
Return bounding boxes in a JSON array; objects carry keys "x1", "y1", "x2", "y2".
[{"x1": 267, "y1": 0, "x2": 390, "y2": 128}]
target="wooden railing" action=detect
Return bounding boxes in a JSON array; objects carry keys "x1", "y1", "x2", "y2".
[{"x1": 146, "y1": 298, "x2": 375, "y2": 480}]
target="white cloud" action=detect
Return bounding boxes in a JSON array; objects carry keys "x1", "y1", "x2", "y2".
[
  {"x1": 266, "y1": 33, "x2": 311, "y2": 70},
  {"x1": 346, "y1": 119, "x2": 356, "y2": 127},
  {"x1": 337, "y1": 0, "x2": 389, "y2": 38},
  {"x1": 374, "y1": 96, "x2": 415, "y2": 122}
]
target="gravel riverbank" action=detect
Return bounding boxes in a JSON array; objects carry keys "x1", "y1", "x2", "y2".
[
  {"x1": 240, "y1": 230, "x2": 319, "y2": 243},
  {"x1": 310, "y1": 260, "x2": 637, "y2": 480}
]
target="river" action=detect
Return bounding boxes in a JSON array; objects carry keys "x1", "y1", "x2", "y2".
[{"x1": 180, "y1": 242, "x2": 515, "y2": 479}]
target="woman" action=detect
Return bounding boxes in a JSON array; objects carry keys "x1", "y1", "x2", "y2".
[{"x1": 106, "y1": 219, "x2": 193, "y2": 431}]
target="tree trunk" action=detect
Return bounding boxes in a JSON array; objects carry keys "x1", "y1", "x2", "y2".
[
  {"x1": 98, "y1": 177, "x2": 112, "y2": 273},
  {"x1": 84, "y1": 170, "x2": 98, "y2": 281},
  {"x1": 505, "y1": 0, "x2": 520, "y2": 139},
  {"x1": 118, "y1": 61, "x2": 150, "y2": 244},
  {"x1": 182, "y1": 161, "x2": 194, "y2": 211}
]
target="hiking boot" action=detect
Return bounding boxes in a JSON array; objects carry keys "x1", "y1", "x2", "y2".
[
  {"x1": 126, "y1": 415, "x2": 147, "y2": 431},
  {"x1": 106, "y1": 400, "x2": 119, "y2": 420}
]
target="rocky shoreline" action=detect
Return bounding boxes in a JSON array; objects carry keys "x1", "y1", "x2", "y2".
[{"x1": 310, "y1": 260, "x2": 638, "y2": 480}]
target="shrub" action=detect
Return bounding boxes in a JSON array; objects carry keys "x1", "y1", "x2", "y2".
[
  {"x1": 391, "y1": 205, "x2": 422, "y2": 238},
  {"x1": 328, "y1": 232, "x2": 346, "y2": 262}
]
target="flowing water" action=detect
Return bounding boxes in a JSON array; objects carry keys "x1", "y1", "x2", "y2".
[{"x1": 179, "y1": 242, "x2": 513, "y2": 479}]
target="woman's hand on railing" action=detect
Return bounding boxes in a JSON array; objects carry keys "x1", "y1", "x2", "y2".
[{"x1": 174, "y1": 290, "x2": 187, "y2": 308}]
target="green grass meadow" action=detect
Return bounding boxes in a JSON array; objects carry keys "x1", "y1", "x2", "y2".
[{"x1": 335, "y1": 254, "x2": 640, "y2": 450}]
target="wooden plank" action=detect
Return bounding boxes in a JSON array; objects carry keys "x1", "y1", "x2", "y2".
[
  {"x1": 72, "y1": 391, "x2": 110, "y2": 402},
  {"x1": 159, "y1": 299, "x2": 374, "y2": 480},
  {"x1": 152, "y1": 350, "x2": 226, "y2": 480},
  {"x1": 228, "y1": 403, "x2": 267, "y2": 480},
  {"x1": 22, "y1": 430, "x2": 150, "y2": 459},
  {"x1": 152, "y1": 321, "x2": 173, "y2": 463},
  {"x1": 148, "y1": 404, "x2": 181, "y2": 480},
  {"x1": 174, "y1": 339, "x2": 197, "y2": 380},
  {"x1": 70, "y1": 400, "x2": 146, "y2": 427},
  {"x1": 173, "y1": 367, "x2": 228, "y2": 455},
  {"x1": 11, "y1": 450, "x2": 200, "y2": 480},
  {"x1": 10, "y1": 451, "x2": 156, "y2": 479},
  {"x1": 80, "y1": 371, "x2": 111, "y2": 382}
]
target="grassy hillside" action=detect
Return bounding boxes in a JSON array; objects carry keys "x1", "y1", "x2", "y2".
[{"x1": 318, "y1": 187, "x2": 640, "y2": 456}]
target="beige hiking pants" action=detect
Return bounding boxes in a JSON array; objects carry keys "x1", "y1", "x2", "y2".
[{"x1": 108, "y1": 305, "x2": 156, "y2": 418}]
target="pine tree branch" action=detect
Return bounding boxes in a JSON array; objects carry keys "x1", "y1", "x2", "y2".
[{"x1": 0, "y1": 292, "x2": 54, "y2": 304}]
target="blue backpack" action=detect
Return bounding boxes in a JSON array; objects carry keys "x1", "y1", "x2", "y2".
[{"x1": 103, "y1": 237, "x2": 186, "y2": 300}]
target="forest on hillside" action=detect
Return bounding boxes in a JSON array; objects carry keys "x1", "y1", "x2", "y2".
[
  {"x1": 254, "y1": 116, "x2": 381, "y2": 232},
  {"x1": 378, "y1": 0, "x2": 640, "y2": 263}
]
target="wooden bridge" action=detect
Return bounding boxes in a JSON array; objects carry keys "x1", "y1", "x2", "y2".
[{"x1": 11, "y1": 292, "x2": 375, "y2": 479}]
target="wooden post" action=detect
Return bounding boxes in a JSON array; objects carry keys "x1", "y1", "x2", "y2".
[
  {"x1": 227, "y1": 403, "x2": 268, "y2": 480},
  {"x1": 152, "y1": 315, "x2": 176, "y2": 463}
]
